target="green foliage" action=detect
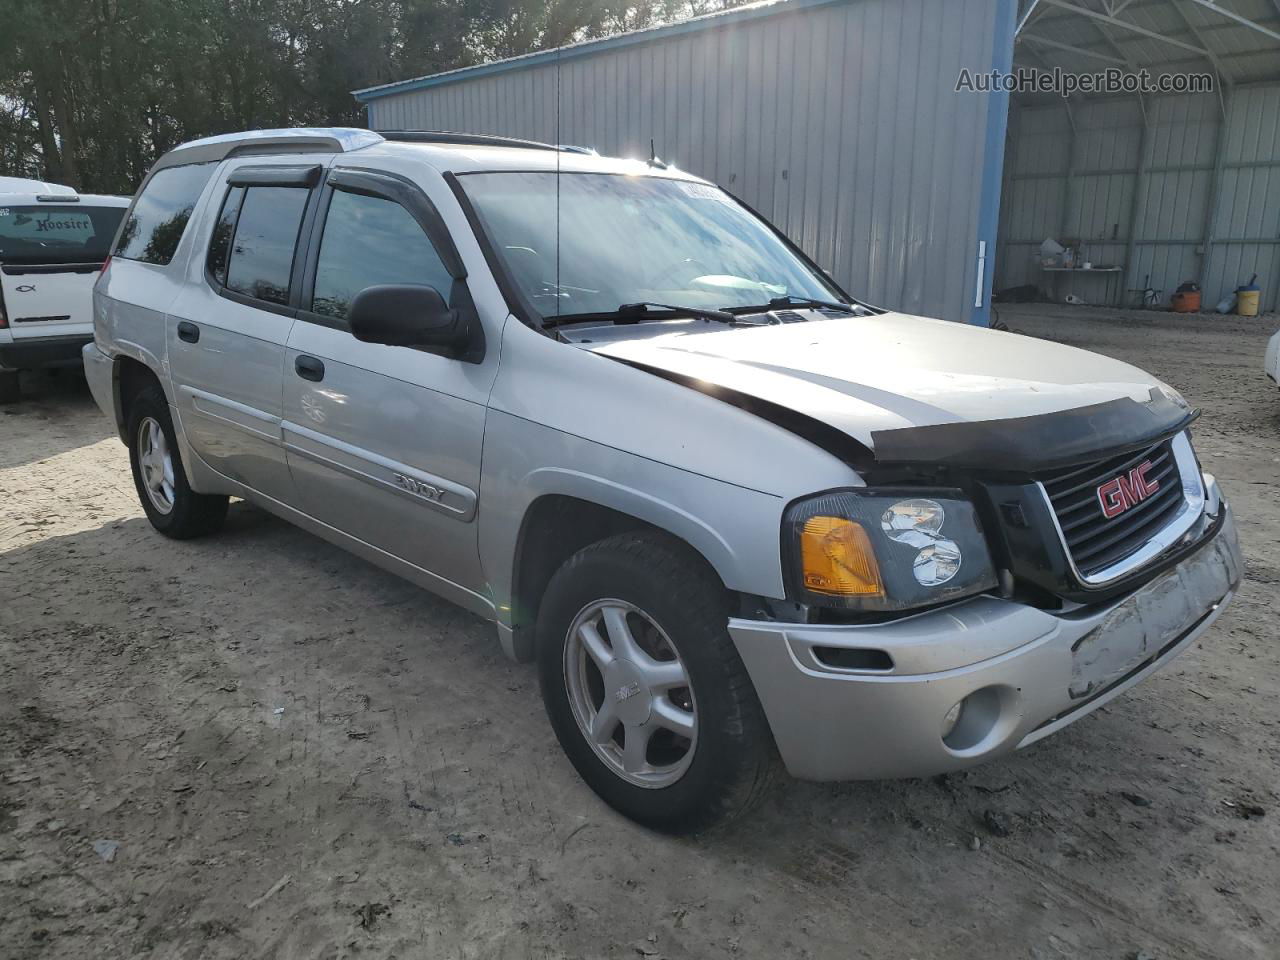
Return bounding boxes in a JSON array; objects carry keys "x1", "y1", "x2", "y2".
[{"x1": 0, "y1": 0, "x2": 746, "y2": 195}]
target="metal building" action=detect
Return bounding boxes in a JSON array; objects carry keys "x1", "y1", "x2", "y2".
[
  {"x1": 355, "y1": 0, "x2": 1018, "y2": 326},
  {"x1": 1002, "y1": 1, "x2": 1280, "y2": 313},
  {"x1": 354, "y1": 0, "x2": 1280, "y2": 322}
]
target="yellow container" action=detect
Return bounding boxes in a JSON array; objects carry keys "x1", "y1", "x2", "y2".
[{"x1": 1237, "y1": 288, "x2": 1260, "y2": 316}]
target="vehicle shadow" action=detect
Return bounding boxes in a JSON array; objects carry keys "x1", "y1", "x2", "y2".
[
  {"x1": 0, "y1": 504, "x2": 1266, "y2": 960},
  {"x1": 0, "y1": 368, "x2": 116, "y2": 468}
]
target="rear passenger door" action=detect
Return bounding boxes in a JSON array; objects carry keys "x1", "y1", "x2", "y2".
[
  {"x1": 281, "y1": 166, "x2": 498, "y2": 604},
  {"x1": 166, "y1": 161, "x2": 324, "y2": 503}
]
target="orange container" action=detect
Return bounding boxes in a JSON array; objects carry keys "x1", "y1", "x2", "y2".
[{"x1": 1171, "y1": 290, "x2": 1201, "y2": 313}]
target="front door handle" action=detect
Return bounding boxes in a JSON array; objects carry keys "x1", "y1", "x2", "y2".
[
  {"x1": 176, "y1": 321, "x2": 200, "y2": 343},
  {"x1": 294, "y1": 355, "x2": 325, "y2": 382}
]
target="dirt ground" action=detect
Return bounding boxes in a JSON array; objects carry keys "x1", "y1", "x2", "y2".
[{"x1": 1, "y1": 305, "x2": 1278, "y2": 960}]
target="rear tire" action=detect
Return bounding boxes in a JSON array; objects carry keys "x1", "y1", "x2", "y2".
[
  {"x1": 0, "y1": 370, "x2": 19, "y2": 405},
  {"x1": 127, "y1": 382, "x2": 228, "y2": 538},
  {"x1": 536, "y1": 531, "x2": 776, "y2": 832}
]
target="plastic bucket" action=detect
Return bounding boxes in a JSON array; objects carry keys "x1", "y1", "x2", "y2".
[
  {"x1": 1171, "y1": 290, "x2": 1201, "y2": 313},
  {"x1": 1237, "y1": 287, "x2": 1260, "y2": 317}
]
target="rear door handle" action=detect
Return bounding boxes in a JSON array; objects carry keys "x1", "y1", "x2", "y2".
[
  {"x1": 294, "y1": 355, "x2": 325, "y2": 382},
  {"x1": 176, "y1": 321, "x2": 200, "y2": 343}
]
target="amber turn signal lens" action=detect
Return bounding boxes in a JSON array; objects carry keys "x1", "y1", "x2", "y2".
[{"x1": 798, "y1": 516, "x2": 884, "y2": 597}]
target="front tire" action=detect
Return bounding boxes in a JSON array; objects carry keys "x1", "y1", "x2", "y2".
[
  {"x1": 127, "y1": 382, "x2": 228, "y2": 538},
  {"x1": 536, "y1": 531, "x2": 775, "y2": 832}
]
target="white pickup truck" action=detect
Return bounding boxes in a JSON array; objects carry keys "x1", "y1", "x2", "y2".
[{"x1": 0, "y1": 177, "x2": 129, "y2": 402}]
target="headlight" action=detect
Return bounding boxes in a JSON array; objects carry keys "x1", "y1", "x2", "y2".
[{"x1": 783, "y1": 489, "x2": 998, "y2": 612}]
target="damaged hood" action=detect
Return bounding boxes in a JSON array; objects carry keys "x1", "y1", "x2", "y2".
[{"x1": 574, "y1": 312, "x2": 1192, "y2": 470}]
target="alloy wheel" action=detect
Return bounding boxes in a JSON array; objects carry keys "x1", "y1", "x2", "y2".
[
  {"x1": 562, "y1": 599, "x2": 698, "y2": 788},
  {"x1": 137, "y1": 416, "x2": 176, "y2": 515}
]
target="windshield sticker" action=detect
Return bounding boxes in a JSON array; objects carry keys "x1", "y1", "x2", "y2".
[{"x1": 0, "y1": 211, "x2": 98, "y2": 243}]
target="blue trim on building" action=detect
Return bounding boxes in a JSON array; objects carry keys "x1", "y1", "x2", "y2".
[
  {"x1": 969, "y1": 0, "x2": 1016, "y2": 326},
  {"x1": 354, "y1": 0, "x2": 850, "y2": 103}
]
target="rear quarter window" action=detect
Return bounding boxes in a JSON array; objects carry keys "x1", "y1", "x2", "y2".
[{"x1": 114, "y1": 163, "x2": 216, "y2": 265}]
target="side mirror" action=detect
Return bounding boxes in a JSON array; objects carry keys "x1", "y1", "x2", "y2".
[{"x1": 347, "y1": 284, "x2": 468, "y2": 351}]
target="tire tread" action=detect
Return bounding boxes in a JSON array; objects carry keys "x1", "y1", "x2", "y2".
[
  {"x1": 537, "y1": 530, "x2": 777, "y2": 833},
  {"x1": 127, "y1": 381, "x2": 229, "y2": 539}
]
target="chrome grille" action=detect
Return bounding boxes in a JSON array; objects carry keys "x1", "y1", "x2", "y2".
[{"x1": 1038, "y1": 439, "x2": 1185, "y2": 578}]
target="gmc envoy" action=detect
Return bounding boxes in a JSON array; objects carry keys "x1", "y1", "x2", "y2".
[{"x1": 86, "y1": 128, "x2": 1242, "y2": 830}]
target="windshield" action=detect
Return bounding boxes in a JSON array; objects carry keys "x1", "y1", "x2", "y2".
[
  {"x1": 0, "y1": 204, "x2": 125, "y2": 264},
  {"x1": 458, "y1": 172, "x2": 842, "y2": 320}
]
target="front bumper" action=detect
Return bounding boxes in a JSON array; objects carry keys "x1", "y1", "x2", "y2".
[
  {"x1": 730, "y1": 496, "x2": 1242, "y2": 781},
  {"x1": 0, "y1": 333, "x2": 92, "y2": 371}
]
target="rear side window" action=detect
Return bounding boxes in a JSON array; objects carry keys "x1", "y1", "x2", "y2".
[
  {"x1": 206, "y1": 186, "x2": 245, "y2": 287},
  {"x1": 0, "y1": 205, "x2": 125, "y2": 265},
  {"x1": 115, "y1": 163, "x2": 215, "y2": 265},
  {"x1": 311, "y1": 189, "x2": 453, "y2": 320},
  {"x1": 213, "y1": 186, "x2": 309, "y2": 306}
]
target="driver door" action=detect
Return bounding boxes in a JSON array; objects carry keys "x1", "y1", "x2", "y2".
[{"x1": 281, "y1": 168, "x2": 498, "y2": 601}]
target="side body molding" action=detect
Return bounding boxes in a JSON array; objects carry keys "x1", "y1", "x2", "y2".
[{"x1": 282, "y1": 417, "x2": 478, "y2": 522}]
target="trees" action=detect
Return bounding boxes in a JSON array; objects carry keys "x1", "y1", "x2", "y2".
[{"x1": 0, "y1": 0, "x2": 745, "y2": 195}]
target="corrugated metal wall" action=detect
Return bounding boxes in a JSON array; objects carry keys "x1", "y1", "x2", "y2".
[
  {"x1": 997, "y1": 83, "x2": 1280, "y2": 312},
  {"x1": 365, "y1": 0, "x2": 1014, "y2": 325}
]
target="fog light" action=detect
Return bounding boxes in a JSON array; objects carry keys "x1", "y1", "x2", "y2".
[
  {"x1": 941, "y1": 686, "x2": 1014, "y2": 753},
  {"x1": 941, "y1": 700, "x2": 964, "y2": 738}
]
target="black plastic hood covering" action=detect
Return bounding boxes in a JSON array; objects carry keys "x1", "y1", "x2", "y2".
[{"x1": 871, "y1": 388, "x2": 1197, "y2": 473}]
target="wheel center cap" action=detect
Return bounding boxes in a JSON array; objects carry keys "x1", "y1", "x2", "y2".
[{"x1": 604, "y1": 660, "x2": 651, "y2": 725}]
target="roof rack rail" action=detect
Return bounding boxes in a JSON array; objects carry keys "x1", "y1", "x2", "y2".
[
  {"x1": 381, "y1": 130, "x2": 594, "y2": 154},
  {"x1": 152, "y1": 128, "x2": 384, "y2": 172}
]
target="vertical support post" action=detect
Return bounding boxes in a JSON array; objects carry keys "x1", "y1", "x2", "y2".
[
  {"x1": 1058, "y1": 99, "x2": 1078, "y2": 241},
  {"x1": 971, "y1": 0, "x2": 1018, "y2": 325},
  {"x1": 1198, "y1": 87, "x2": 1233, "y2": 300},
  {"x1": 1122, "y1": 100, "x2": 1152, "y2": 307}
]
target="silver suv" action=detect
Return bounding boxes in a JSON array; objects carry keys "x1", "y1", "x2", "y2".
[{"x1": 87, "y1": 128, "x2": 1242, "y2": 831}]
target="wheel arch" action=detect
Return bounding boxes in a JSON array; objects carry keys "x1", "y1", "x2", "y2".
[
  {"x1": 505, "y1": 483, "x2": 738, "y2": 663},
  {"x1": 111, "y1": 348, "x2": 171, "y2": 441},
  {"x1": 112, "y1": 353, "x2": 215, "y2": 496}
]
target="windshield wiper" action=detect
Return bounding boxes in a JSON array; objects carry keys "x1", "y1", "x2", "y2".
[
  {"x1": 543, "y1": 301, "x2": 738, "y2": 328},
  {"x1": 724, "y1": 295, "x2": 866, "y2": 315},
  {"x1": 619, "y1": 301, "x2": 738, "y2": 324}
]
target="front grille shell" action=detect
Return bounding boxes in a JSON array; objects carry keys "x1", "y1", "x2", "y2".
[{"x1": 1035, "y1": 432, "x2": 1205, "y2": 586}]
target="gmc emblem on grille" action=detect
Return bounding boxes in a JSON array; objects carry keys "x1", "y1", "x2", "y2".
[{"x1": 1096, "y1": 461, "x2": 1160, "y2": 519}]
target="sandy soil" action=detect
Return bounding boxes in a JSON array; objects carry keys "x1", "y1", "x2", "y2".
[{"x1": 2, "y1": 306, "x2": 1278, "y2": 960}]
